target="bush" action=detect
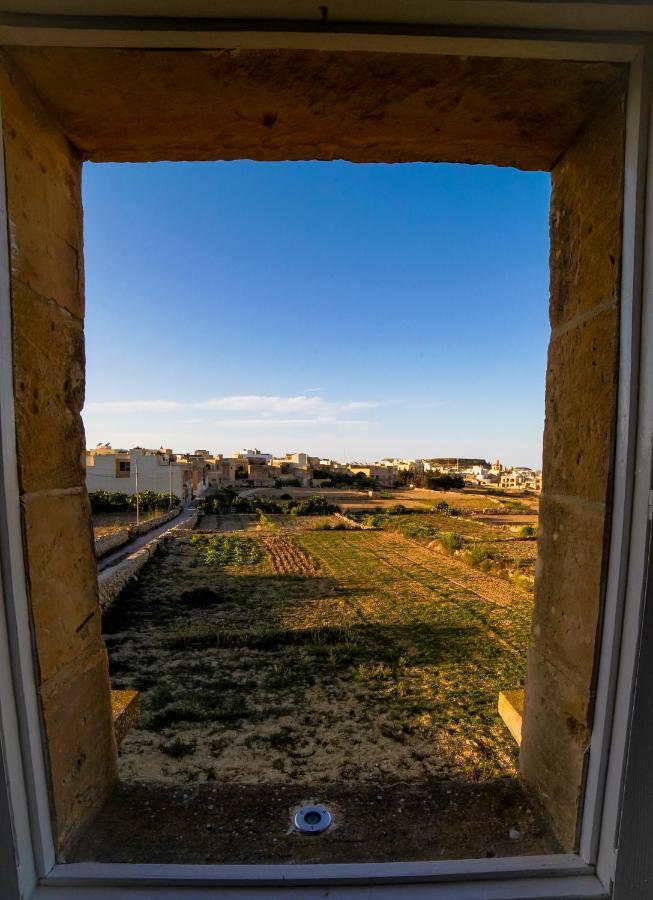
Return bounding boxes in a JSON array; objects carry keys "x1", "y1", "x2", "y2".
[
  {"x1": 386, "y1": 503, "x2": 408, "y2": 515},
  {"x1": 396, "y1": 520, "x2": 438, "y2": 541},
  {"x1": 426, "y1": 472, "x2": 465, "y2": 491},
  {"x1": 435, "y1": 500, "x2": 450, "y2": 513},
  {"x1": 461, "y1": 543, "x2": 494, "y2": 568},
  {"x1": 89, "y1": 489, "x2": 178, "y2": 514},
  {"x1": 292, "y1": 495, "x2": 339, "y2": 516},
  {"x1": 509, "y1": 572, "x2": 535, "y2": 593},
  {"x1": 439, "y1": 532, "x2": 464, "y2": 553},
  {"x1": 519, "y1": 523, "x2": 538, "y2": 538},
  {"x1": 200, "y1": 491, "x2": 339, "y2": 517}
]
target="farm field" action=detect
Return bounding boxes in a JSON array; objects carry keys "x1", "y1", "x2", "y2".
[
  {"x1": 105, "y1": 521, "x2": 533, "y2": 786},
  {"x1": 238, "y1": 485, "x2": 539, "y2": 515}
]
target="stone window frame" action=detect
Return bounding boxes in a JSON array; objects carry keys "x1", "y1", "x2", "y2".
[{"x1": 0, "y1": 16, "x2": 652, "y2": 900}]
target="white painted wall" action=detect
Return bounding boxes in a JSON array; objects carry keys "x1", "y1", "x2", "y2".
[{"x1": 85, "y1": 450, "x2": 191, "y2": 501}]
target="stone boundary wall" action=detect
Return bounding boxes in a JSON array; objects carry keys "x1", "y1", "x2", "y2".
[
  {"x1": 97, "y1": 510, "x2": 198, "y2": 610},
  {"x1": 94, "y1": 529, "x2": 129, "y2": 558},
  {"x1": 335, "y1": 512, "x2": 373, "y2": 530},
  {"x1": 129, "y1": 505, "x2": 181, "y2": 537},
  {"x1": 93, "y1": 506, "x2": 181, "y2": 557}
]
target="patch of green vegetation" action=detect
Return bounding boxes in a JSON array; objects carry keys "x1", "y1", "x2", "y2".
[
  {"x1": 439, "y1": 531, "x2": 464, "y2": 553},
  {"x1": 519, "y1": 524, "x2": 538, "y2": 538},
  {"x1": 258, "y1": 512, "x2": 278, "y2": 531},
  {"x1": 163, "y1": 623, "x2": 356, "y2": 651},
  {"x1": 461, "y1": 543, "x2": 496, "y2": 569},
  {"x1": 509, "y1": 572, "x2": 535, "y2": 593},
  {"x1": 199, "y1": 488, "x2": 339, "y2": 517},
  {"x1": 90, "y1": 489, "x2": 179, "y2": 513},
  {"x1": 199, "y1": 535, "x2": 263, "y2": 567}
]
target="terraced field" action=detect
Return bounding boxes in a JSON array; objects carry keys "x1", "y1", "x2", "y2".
[{"x1": 104, "y1": 522, "x2": 533, "y2": 787}]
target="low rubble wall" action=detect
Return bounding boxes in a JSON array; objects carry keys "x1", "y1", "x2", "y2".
[
  {"x1": 97, "y1": 510, "x2": 198, "y2": 610},
  {"x1": 335, "y1": 512, "x2": 374, "y2": 530},
  {"x1": 94, "y1": 529, "x2": 130, "y2": 557},
  {"x1": 94, "y1": 506, "x2": 181, "y2": 557},
  {"x1": 129, "y1": 506, "x2": 181, "y2": 536}
]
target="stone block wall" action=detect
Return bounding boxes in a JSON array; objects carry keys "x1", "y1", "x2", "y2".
[
  {"x1": 128, "y1": 505, "x2": 181, "y2": 536},
  {"x1": 0, "y1": 57, "x2": 117, "y2": 854},
  {"x1": 97, "y1": 534, "x2": 165, "y2": 610},
  {"x1": 520, "y1": 88, "x2": 625, "y2": 848},
  {"x1": 97, "y1": 512, "x2": 198, "y2": 609},
  {"x1": 94, "y1": 528, "x2": 129, "y2": 558},
  {"x1": 93, "y1": 507, "x2": 181, "y2": 557}
]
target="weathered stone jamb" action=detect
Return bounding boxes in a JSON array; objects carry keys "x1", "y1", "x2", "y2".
[
  {"x1": 520, "y1": 88, "x2": 625, "y2": 849},
  {"x1": 0, "y1": 54, "x2": 118, "y2": 855}
]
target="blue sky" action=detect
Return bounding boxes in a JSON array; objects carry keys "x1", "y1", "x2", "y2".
[{"x1": 82, "y1": 160, "x2": 550, "y2": 467}]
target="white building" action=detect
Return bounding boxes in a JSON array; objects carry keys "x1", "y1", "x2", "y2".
[{"x1": 85, "y1": 446, "x2": 194, "y2": 503}]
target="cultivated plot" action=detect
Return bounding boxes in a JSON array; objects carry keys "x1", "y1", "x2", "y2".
[{"x1": 104, "y1": 521, "x2": 532, "y2": 786}]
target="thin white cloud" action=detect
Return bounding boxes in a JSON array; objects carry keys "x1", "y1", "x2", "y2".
[
  {"x1": 85, "y1": 394, "x2": 381, "y2": 416},
  {"x1": 84, "y1": 400, "x2": 180, "y2": 413},
  {"x1": 215, "y1": 417, "x2": 375, "y2": 428},
  {"x1": 198, "y1": 395, "x2": 324, "y2": 413},
  {"x1": 341, "y1": 401, "x2": 380, "y2": 410}
]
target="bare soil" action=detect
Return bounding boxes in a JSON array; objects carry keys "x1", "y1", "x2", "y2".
[{"x1": 70, "y1": 779, "x2": 558, "y2": 864}]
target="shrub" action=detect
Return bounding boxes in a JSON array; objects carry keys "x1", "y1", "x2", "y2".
[
  {"x1": 435, "y1": 500, "x2": 450, "y2": 513},
  {"x1": 292, "y1": 495, "x2": 339, "y2": 516},
  {"x1": 519, "y1": 523, "x2": 538, "y2": 538},
  {"x1": 426, "y1": 472, "x2": 465, "y2": 491},
  {"x1": 386, "y1": 503, "x2": 408, "y2": 515},
  {"x1": 461, "y1": 543, "x2": 495, "y2": 567},
  {"x1": 439, "y1": 532, "x2": 464, "y2": 553},
  {"x1": 509, "y1": 572, "x2": 535, "y2": 593},
  {"x1": 258, "y1": 512, "x2": 277, "y2": 531},
  {"x1": 396, "y1": 520, "x2": 438, "y2": 541},
  {"x1": 89, "y1": 489, "x2": 178, "y2": 514}
]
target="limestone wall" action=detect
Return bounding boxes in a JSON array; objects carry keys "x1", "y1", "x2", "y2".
[
  {"x1": 94, "y1": 529, "x2": 129, "y2": 557},
  {"x1": 129, "y1": 505, "x2": 180, "y2": 536},
  {"x1": 0, "y1": 56, "x2": 117, "y2": 853},
  {"x1": 98, "y1": 512, "x2": 198, "y2": 610},
  {"x1": 520, "y1": 88, "x2": 625, "y2": 849},
  {"x1": 93, "y1": 506, "x2": 182, "y2": 557},
  {"x1": 97, "y1": 537, "x2": 161, "y2": 611}
]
